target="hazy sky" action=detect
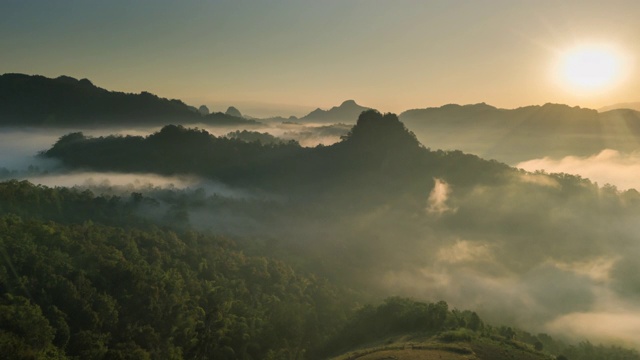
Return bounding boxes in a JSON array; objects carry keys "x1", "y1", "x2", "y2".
[{"x1": 2, "y1": 0, "x2": 639, "y2": 117}]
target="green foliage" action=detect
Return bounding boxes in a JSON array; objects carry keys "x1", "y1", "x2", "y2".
[
  {"x1": 320, "y1": 297, "x2": 487, "y2": 357},
  {"x1": 438, "y1": 329, "x2": 474, "y2": 342},
  {"x1": 0, "y1": 215, "x2": 352, "y2": 359},
  {"x1": 0, "y1": 180, "x2": 144, "y2": 227},
  {"x1": 561, "y1": 341, "x2": 640, "y2": 360},
  {"x1": 0, "y1": 294, "x2": 64, "y2": 359},
  {"x1": 43, "y1": 125, "x2": 304, "y2": 188},
  {"x1": 225, "y1": 130, "x2": 294, "y2": 146}
]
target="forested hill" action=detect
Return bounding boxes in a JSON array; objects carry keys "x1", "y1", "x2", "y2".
[
  {"x1": 42, "y1": 110, "x2": 509, "y2": 196},
  {"x1": 0, "y1": 73, "x2": 259, "y2": 127}
]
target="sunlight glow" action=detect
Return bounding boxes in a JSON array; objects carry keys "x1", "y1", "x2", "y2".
[{"x1": 558, "y1": 45, "x2": 623, "y2": 92}]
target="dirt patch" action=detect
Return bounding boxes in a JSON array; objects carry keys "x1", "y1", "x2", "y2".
[{"x1": 353, "y1": 349, "x2": 475, "y2": 360}]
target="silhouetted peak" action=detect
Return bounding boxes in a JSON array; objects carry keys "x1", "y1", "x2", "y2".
[
  {"x1": 198, "y1": 105, "x2": 210, "y2": 115},
  {"x1": 157, "y1": 124, "x2": 187, "y2": 135},
  {"x1": 343, "y1": 110, "x2": 420, "y2": 150},
  {"x1": 541, "y1": 103, "x2": 572, "y2": 110},
  {"x1": 339, "y1": 100, "x2": 358, "y2": 107},
  {"x1": 225, "y1": 106, "x2": 242, "y2": 118},
  {"x1": 300, "y1": 100, "x2": 371, "y2": 123},
  {"x1": 537, "y1": 103, "x2": 598, "y2": 117},
  {"x1": 52, "y1": 76, "x2": 96, "y2": 90},
  {"x1": 151, "y1": 125, "x2": 212, "y2": 144},
  {"x1": 55, "y1": 75, "x2": 79, "y2": 84},
  {"x1": 464, "y1": 102, "x2": 496, "y2": 111},
  {"x1": 78, "y1": 78, "x2": 93, "y2": 86}
]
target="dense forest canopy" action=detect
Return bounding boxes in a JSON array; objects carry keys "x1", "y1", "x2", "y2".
[{"x1": 0, "y1": 183, "x2": 352, "y2": 359}]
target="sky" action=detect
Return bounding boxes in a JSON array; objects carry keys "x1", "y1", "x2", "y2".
[{"x1": 2, "y1": 0, "x2": 640, "y2": 117}]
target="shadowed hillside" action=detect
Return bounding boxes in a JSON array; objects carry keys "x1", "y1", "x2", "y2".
[{"x1": 0, "y1": 74, "x2": 259, "y2": 127}]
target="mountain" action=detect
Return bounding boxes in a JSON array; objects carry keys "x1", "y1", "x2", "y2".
[
  {"x1": 599, "y1": 101, "x2": 640, "y2": 112},
  {"x1": 41, "y1": 110, "x2": 433, "y2": 195},
  {"x1": 400, "y1": 102, "x2": 640, "y2": 163},
  {"x1": 225, "y1": 106, "x2": 242, "y2": 117},
  {"x1": 0, "y1": 73, "x2": 259, "y2": 127},
  {"x1": 299, "y1": 99, "x2": 371, "y2": 124}
]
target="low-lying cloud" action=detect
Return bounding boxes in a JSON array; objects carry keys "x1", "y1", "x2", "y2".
[
  {"x1": 21, "y1": 171, "x2": 256, "y2": 200},
  {"x1": 24, "y1": 172, "x2": 201, "y2": 190},
  {"x1": 548, "y1": 310, "x2": 640, "y2": 349},
  {"x1": 517, "y1": 149, "x2": 640, "y2": 191}
]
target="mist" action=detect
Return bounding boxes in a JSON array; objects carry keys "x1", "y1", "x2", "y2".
[
  {"x1": 517, "y1": 149, "x2": 640, "y2": 191},
  {"x1": 0, "y1": 122, "x2": 348, "y2": 184},
  {"x1": 0, "y1": 128, "x2": 61, "y2": 171},
  {"x1": 193, "y1": 121, "x2": 349, "y2": 147},
  {"x1": 23, "y1": 171, "x2": 199, "y2": 191},
  {"x1": 200, "y1": 167, "x2": 640, "y2": 348},
  {"x1": 384, "y1": 174, "x2": 640, "y2": 347}
]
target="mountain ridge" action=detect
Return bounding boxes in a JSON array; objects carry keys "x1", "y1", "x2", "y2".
[
  {"x1": 399, "y1": 102, "x2": 640, "y2": 163},
  {"x1": 599, "y1": 101, "x2": 640, "y2": 112},
  {"x1": 0, "y1": 73, "x2": 259, "y2": 127},
  {"x1": 298, "y1": 99, "x2": 372, "y2": 124}
]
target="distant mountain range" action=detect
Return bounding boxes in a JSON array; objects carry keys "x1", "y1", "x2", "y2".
[
  {"x1": 5, "y1": 73, "x2": 640, "y2": 164},
  {"x1": 599, "y1": 101, "x2": 640, "y2": 112},
  {"x1": 297, "y1": 99, "x2": 371, "y2": 124},
  {"x1": 400, "y1": 102, "x2": 640, "y2": 163},
  {"x1": 0, "y1": 73, "x2": 259, "y2": 127}
]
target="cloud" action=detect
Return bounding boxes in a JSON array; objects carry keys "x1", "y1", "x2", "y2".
[
  {"x1": 551, "y1": 256, "x2": 618, "y2": 283},
  {"x1": 21, "y1": 171, "x2": 258, "y2": 201},
  {"x1": 517, "y1": 149, "x2": 640, "y2": 191},
  {"x1": 0, "y1": 128, "x2": 61, "y2": 170},
  {"x1": 547, "y1": 311, "x2": 640, "y2": 348},
  {"x1": 436, "y1": 239, "x2": 494, "y2": 264},
  {"x1": 24, "y1": 172, "x2": 199, "y2": 189},
  {"x1": 426, "y1": 178, "x2": 456, "y2": 214},
  {"x1": 517, "y1": 172, "x2": 560, "y2": 188}
]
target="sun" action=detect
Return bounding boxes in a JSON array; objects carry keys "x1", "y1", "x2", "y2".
[{"x1": 557, "y1": 44, "x2": 623, "y2": 93}]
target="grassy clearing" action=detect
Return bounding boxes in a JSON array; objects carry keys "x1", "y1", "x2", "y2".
[{"x1": 331, "y1": 332, "x2": 553, "y2": 360}]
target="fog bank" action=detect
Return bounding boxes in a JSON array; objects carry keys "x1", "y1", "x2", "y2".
[{"x1": 518, "y1": 149, "x2": 640, "y2": 191}]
